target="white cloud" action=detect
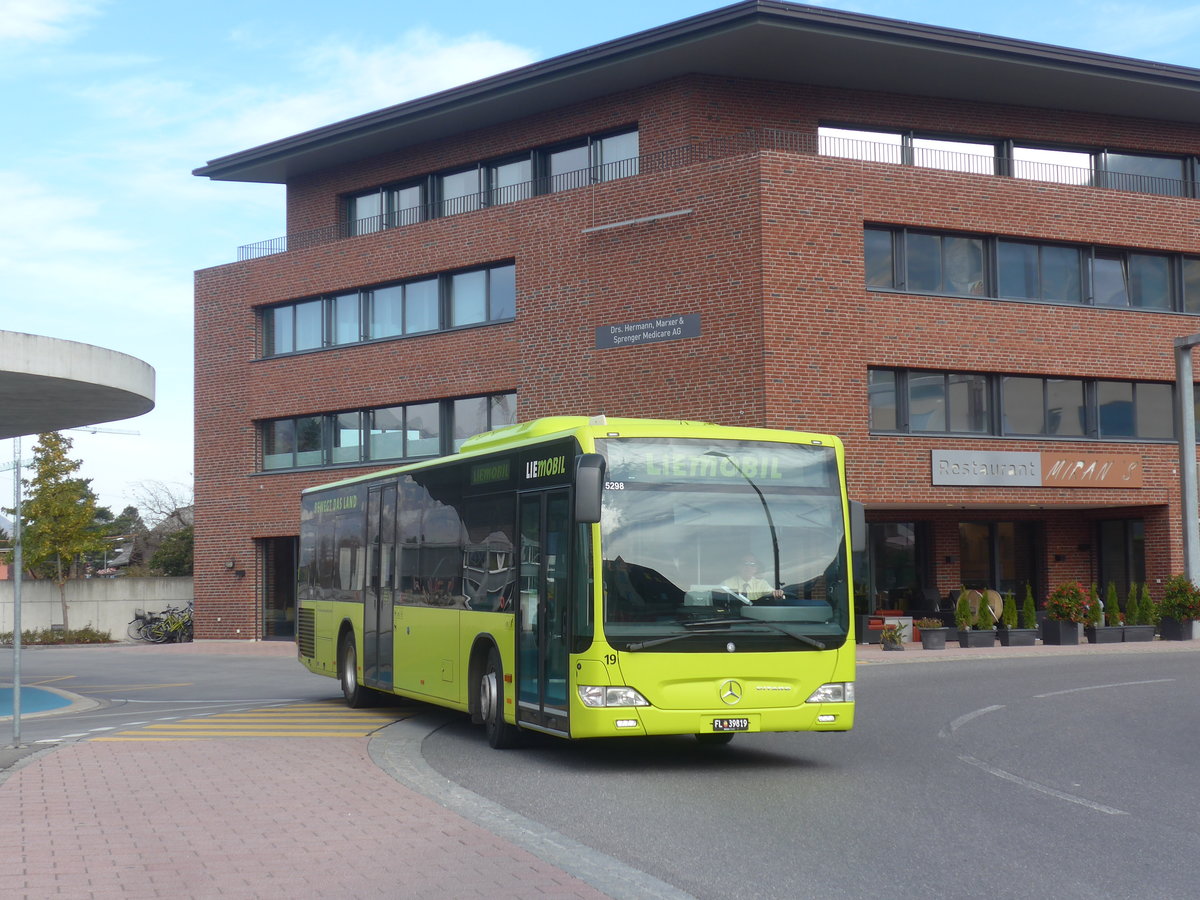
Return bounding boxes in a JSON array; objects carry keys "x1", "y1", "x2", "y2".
[
  {"x1": 0, "y1": 0, "x2": 102, "y2": 43},
  {"x1": 1077, "y1": 3, "x2": 1200, "y2": 59},
  {"x1": 208, "y1": 28, "x2": 536, "y2": 154}
]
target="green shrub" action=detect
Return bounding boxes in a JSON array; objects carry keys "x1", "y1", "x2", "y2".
[
  {"x1": 1105, "y1": 583, "x2": 1122, "y2": 626},
  {"x1": 976, "y1": 594, "x2": 994, "y2": 630},
  {"x1": 1125, "y1": 583, "x2": 1141, "y2": 626},
  {"x1": 1046, "y1": 582, "x2": 1088, "y2": 622},
  {"x1": 1000, "y1": 591, "x2": 1017, "y2": 629},
  {"x1": 955, "y1": 588, "x2": 972, "y2": 631},
  {"x1": 0, "y1": 626, "x2": 113, "y2": 645},
  {"x1": 1141, "y1": 583, "x2": 1158, "y2": 626},
  {"x1": 1022, "y1": 583, "x2": 1038, "y2": 629},
  {"x1": 1161, "y1": 574, "x2": 1200, "y2": 621}
]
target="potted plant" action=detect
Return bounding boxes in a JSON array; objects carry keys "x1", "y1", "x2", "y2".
[
  {"x1": 916, "y1": 616, "x2": 948, "y2": 650},
  {"x1": 957, "y1": 589, "x2": 996, "y2": 648},
  {"x1": 998, "y1": 587, "x2": 1037, "y2": 647},
  {"x1": 1043, "y1": 581, "x2": 1087, "y2": 645},
  {"x1": 1159, "y1": 574, "x2": 1200, "y2": 641},
  {"x1": 1086, "y1": 582, "x2": 1124, "y2": 643},
  {"x1": 879, "y1": 622, "x2": 906, "y2": 651},
  {"x1": 954, "y1": 588, "x2": 972, "y2": 643},
  {"x1": 1124, "y1": 582, "x2": 1155, "y2": 642}
]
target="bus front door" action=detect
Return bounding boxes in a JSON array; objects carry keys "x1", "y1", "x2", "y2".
[
  {"x1": 517, "y1": 490, "x2": 570, "y2": 735},
  {"x1": 364, "y1": 483, "x2": 396, "y2": 690}
]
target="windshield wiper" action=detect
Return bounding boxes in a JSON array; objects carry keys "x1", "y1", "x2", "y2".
[{"x1": 625, "y1": 618, "x2": 826, "y2": 651}]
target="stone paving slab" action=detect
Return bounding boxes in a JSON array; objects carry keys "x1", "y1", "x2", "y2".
[{"x1": 0, "y1": 737, "x2": 612, "y2": 899}]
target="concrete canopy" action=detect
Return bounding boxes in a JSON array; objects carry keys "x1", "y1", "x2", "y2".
[{"x1": 0, "y1": 331, "x2": 155, "y2": 441}]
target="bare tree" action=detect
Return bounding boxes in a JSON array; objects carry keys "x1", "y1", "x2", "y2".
[{"x1": 130, "y1": 480, "x2": 193, "y2": 529}]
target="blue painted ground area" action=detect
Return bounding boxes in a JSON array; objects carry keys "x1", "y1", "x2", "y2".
[{"x1": 0, "y1": 686, "x2": 72, "y2": 717}]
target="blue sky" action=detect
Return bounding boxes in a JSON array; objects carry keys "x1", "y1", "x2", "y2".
[{"x1": 4, "y1": 0, "x2": 1200, "y2": 515}]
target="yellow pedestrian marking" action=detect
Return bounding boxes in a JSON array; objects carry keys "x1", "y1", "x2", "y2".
[{"x1": 91, "y1": 701, "x2": 419, "y2": 741}]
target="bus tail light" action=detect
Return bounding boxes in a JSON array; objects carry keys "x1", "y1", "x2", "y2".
[
  {"x1": 806, "y1": 682, "x2": 855, "y2": 704},
  {"x1": 578, "y1": 685, "x2": 650, "y2": 707}
]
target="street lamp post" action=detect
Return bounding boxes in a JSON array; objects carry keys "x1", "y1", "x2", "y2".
[{"x1": 1174, "y1": 334, "x2": 1200, "y2": 585}]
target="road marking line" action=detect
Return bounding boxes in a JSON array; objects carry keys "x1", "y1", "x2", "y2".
[
  {"x1": 1035, "y1": 678, "x2": 1174, "y2": 698},
  {"x1": 940, "y1": 704, "x2": 1004, "y2": 737},
  {"x1": 958, "y1": 754, "x2": 1128, "y2": 815}
]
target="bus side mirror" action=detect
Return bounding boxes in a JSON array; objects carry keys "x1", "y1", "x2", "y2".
[
  {"x1": 575, "y1": 454, "x2": 606, "y2": 524},
  {"x1": 849, "y1": 500, "x2": 866, "y2": 554}
]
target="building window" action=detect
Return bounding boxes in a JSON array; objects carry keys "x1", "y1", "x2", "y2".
[
  {"x1": 343, "y1": 127, "x2": 638, "y2": 235},
  {"x1": 347, "y1": 183, "x2": 426, "y2": 235},
  {"x1": 1100, "y1": 152, "x2": 1187, "y2": 197},
  {"x1": 261, "y1": 262, "x2": 515, "y2": 358},
  {"x1": 1011, "y1": 146, "x2": 1093, "y2": 186},
  {"x1": 439, "y1": 168, "x2": 483, "y2": 216},
  {"x1": 822, "y1": 123, "x2": 1193, "y2": 199},
  {"x1": 263, "y1": 415, "x2": 324, "y2": 470},
  {"x1": 873, "y1": 368, "x2": 1176, "y2": 442},
  {"x1": 1185, "y1": 258, "x2": 1200, "y2": 314},
  {"x1": 259, "y1": 392, "x2": 517, "y2": 472},
  {"x1": 489, "y1": 157, "x2": 533, "y2": 205},
  {"x1": 998, "y1": 241, "x2": 1084, "y2": 304},
  {"x1": 872, "y1": 226, "x2": 1191, "y2": 313}
]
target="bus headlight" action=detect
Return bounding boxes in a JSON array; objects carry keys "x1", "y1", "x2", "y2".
[
  {"x1": 806, "y1": 682, "x2": 855, "y2": 704},
  {"x1": 578, "y1": 685, "x2": 651, "y2": 707}
]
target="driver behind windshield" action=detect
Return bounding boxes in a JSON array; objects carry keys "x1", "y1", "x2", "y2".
[{"x1": 721, "y1": 555, "x2": 784, "y2": 602}]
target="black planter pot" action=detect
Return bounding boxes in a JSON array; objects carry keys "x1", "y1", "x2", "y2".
[
  {"x1": 997, "y1": 627, "x2": 1037, "y2": 647},
  {"x1": 1084, "y1": 625, "x2": 1123, "y2": 644},
  {"x1": 1160, "y1": 617, "x2": 1195, "y2": 641},
  {"x1": 919, "y1": 628, "x2": 948, "y2": 650},
  {"x1": 1042, "y1": 619, "x2": 1080, "y2": 645},
  {"x1": 957, "y1": 628, "x2": 996, "y2": 648},
  {"x1": 881, "y1": 641, "x2": 905, "y2": 651},
  {"x1": 1123, "y1": 624, "x2": 1155, "y2": 642}
]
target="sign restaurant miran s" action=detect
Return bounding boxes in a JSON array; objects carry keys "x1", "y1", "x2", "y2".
[{"x1": 931, "y1": 450, "x2": 1143, "y2": 488}]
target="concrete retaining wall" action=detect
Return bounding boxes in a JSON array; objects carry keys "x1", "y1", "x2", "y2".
[{"x1": 0, "y1": 577, "x2": 193, "y2": 640}]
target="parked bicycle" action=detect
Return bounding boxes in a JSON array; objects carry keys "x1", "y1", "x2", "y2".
[{"x1": 126, "y1": 604, "x2": 194, "y2": 643}]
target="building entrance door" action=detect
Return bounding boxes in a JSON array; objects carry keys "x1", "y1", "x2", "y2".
[
  {"x1": 262, "y1": 537, "x2": 297, "y2": 639},
  {"x1": 958, "y1": 520, "x2": 1042, "y2": 598}
]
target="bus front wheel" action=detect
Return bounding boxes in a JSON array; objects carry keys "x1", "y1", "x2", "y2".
[
  {"x1": 339, "y1": 633, "x2": 370, "y2": 708},
  {"x1": 480, "y1": 647, "x2": 521, "y2": 749}
]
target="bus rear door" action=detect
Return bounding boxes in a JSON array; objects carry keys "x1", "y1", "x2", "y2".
[{"x1": 364, "y1": 482, "x2": 396, "y2": 690}]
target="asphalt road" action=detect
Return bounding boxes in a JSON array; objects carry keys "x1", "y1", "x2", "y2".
[
  {"x1": 423, "y1": 652, "x2": 1200, "y2": 900},
  {"x1": 1, "y1": 643, "x2": 336, "y2": 753}
]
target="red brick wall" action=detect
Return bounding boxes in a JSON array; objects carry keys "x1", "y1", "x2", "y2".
[{"x1": 195, "y1": 72, "x2": 1200, "y2": 637}]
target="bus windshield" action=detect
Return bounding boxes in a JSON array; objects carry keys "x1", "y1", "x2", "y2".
[{"x1": 596, "y1": 437, "x2": 850, "y2": 651}]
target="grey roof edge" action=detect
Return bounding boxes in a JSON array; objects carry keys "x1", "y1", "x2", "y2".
[{"x1": 192, "y1": 0, "x2": 1200, "y2": 184}]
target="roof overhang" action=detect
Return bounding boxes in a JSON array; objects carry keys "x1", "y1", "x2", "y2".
[
  {"x1": 193, "y1": 0, "x2": 1200, "y2": 185},
  {"x1": 0, "y1": 331, "x2": 156, "y2": 440}
]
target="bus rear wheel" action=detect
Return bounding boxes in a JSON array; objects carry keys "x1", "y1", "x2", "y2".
[
  {"x1": 480, "y1": 647, "x2": 521, "y2": 749},
  {"x1": 339, "y1": 633, "x2": 371, "y2": 708}
]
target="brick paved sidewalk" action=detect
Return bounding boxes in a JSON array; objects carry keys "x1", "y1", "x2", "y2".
[{"x1": 0, "y1": 738, "x2": 611, "y2": 900}]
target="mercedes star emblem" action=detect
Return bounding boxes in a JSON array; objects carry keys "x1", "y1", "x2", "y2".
[{"x1": 720, "y1": 680, "x2": 743, "y2": 705}]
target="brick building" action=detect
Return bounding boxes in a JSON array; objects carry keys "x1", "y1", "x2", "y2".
[{"x1": 193, "y1": 2, "x2": 1200, "y2": 639}]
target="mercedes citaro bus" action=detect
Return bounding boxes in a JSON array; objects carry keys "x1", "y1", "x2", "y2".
[{"x1": 297, "y1": 416, "x2": 863, "y2": 747}]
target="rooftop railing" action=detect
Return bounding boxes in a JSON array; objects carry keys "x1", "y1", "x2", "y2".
[{"x1": 235, "y1": 128, "x2": 1193, "y2": 262}]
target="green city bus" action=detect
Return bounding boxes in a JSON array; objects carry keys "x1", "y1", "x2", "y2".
[{"x1": 297, "y1": 416, "x2": 863, "y2": 747}]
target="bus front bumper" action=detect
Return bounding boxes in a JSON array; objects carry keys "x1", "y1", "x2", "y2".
[{"x1": 569, "y1": 702, "x2": 854, "y2": 739}]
